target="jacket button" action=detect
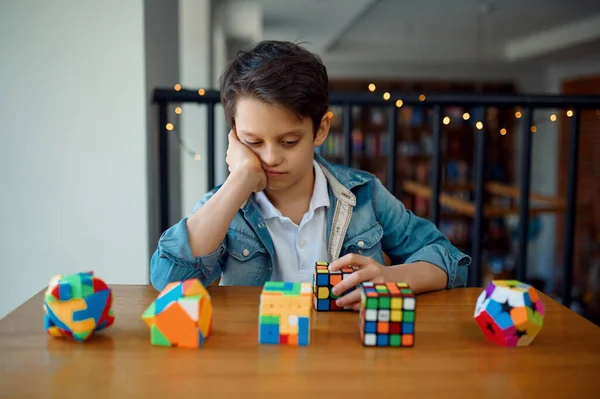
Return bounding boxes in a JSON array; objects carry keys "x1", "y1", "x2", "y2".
[
  {"x1": 358, "y1": 241, "x2": 365, "y2": 248},
  {"x1": 242, "y1": 249, "x2": 250, "y2": 256}
]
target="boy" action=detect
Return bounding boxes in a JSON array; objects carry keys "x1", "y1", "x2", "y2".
[{"x1": 150, "y1": 40, "x2": 471, "y2": 310}]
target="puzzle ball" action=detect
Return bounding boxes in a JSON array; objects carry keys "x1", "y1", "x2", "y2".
[
  {"x1": 142, "y1": 278, "x2": 213, "y2": 348},
  {"x1": 43, "y1": 271, "x2": 115, "y2": 342},
  {"x1": 474, "y1": 280, "x2": 545, "y2": 347}
]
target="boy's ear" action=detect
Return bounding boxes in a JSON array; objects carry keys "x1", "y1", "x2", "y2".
[{"x1": 313, "y1": 113, "x2": 331, "y2": 146}]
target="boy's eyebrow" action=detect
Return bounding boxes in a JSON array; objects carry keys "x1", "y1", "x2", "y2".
[{"x1": 238, "y1": 129, "x2": 304, "y2": 138}]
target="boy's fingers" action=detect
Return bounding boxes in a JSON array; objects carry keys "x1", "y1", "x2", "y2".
[
  {"x1": 332, "y1": 268, "x2": 365, "y2": 296},
  {"x1": 328, "y1": 253, "x2": 366, "y2": 272},
  {"x1": 335, "y1": 289, "x2": 361, "y2": 308}
]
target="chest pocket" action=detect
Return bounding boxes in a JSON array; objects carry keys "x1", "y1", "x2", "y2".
[
  {"x1": 342, "y1": 222, "x2": 384, "y2": 258},
  {"x1": 223, "y1": 231, "x2": 270, "y2": 285}
]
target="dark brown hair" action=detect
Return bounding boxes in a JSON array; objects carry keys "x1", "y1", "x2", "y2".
[{"x1": 219, "y1": 40, "x2": 329, "y2": 134}]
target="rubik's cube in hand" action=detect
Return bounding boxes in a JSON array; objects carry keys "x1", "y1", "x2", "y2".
[
  {"x1": 259, "y1": 281, "x2": 312, "y2": 346},
  {"x1": 359, "y1": 282, "x2": 416, "y2": 347},
  {"x1": 313, "y1": 261, "x2": 357, "y2": 311}
]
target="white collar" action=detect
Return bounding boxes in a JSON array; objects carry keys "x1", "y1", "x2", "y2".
[{"x1": 255, "y1": 160, "x2": 330, "y2": 220}]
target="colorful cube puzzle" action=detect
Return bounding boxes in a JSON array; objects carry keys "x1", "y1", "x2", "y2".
[
  {"x1": 142, "y1": 278, "x2": 213, "y2": 349},
  {"x1": 359, "y1": 282, "x2": 416, "y2": 347},
  {"x1": 313, "y1": 261, "x2": 357, "y2": 311},
  {"x1": 259, "y1": 281, "x2": 312, "y2": 346},
  {"x1": 43, "y1": 271, "x2": 115, "y2": 342},
  {"x1": 474, "y1": 280, "x2": 545, "y2": 347}
]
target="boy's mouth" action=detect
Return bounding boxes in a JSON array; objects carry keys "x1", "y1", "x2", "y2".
[{"x1": 265, "y1": 170, "x2": 286, "y2": 177}]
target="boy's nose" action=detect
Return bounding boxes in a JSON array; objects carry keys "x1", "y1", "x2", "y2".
[{"x1": 262, "y1": 147, "x2": 283, "y2": 167}]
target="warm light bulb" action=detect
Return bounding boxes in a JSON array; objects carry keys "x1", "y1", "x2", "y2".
[
  {"x1": 194, "y1": 154, "x2": 201, "y2": 161},
  {"x1": 326, "y1": 111, "x2": 334, "y2": 119},
  {"x1": 500, "y1": 128, "x2": 507, "y2": 135},
  {"x1": 368, "y1": 83, "x2": 376, "y2": 92},
  {"x1": 515, "y1": 111, "x2": 522, "y2": 119},
  {"x1": 550, "y1": 114, "x2": 557, "y2": 121},
  {"x1": 166, "y1": 123, "x2": 174, "y2": 131},
  {"x1": 419, "y1": 94, "x2": 426, "y2": 101},
  {"x1": 476, "y1": 121, "x2": 483, "y2": 130},
  {"x1": 175, "y1": 106, "x2": 182, "y2": 115},
  {"x1": 396, "y1": 99, "x2": 403, "y2": 107},
  {"x1": 198, "y1": 89, "x2": 205, "y2": 96},
  {"x1": 567, "y1": 110, "x2": 573, "y2": 117},
  {"x1": 463, "y1": 112, "x2": 470, "y2": 120},
  {"x1": 530, "y1": 125, "x2": 537, "y2": 133},
  {"x1": 383, "y1": 92, "x2": 391, "y2": 100},
  {"x1": 443, "y1": 116, "x2": 450, "y2": 125},
  {"x1": 174, "y1": 84, "x2": 181, "y2": 91}
]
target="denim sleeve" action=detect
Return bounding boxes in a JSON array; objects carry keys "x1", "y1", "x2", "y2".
[
  {"x1": 372, "y1": 178, "x2": 471, "y2": 288},
  {"x1": 149, "y1": 187, "x2": 227, "y2": 291}
]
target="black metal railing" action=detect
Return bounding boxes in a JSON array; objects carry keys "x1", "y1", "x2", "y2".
[{"x1": 152, "y1": 88, "x2": 600, "y2": 307}]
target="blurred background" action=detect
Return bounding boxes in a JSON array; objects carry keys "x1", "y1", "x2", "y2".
[{"x1": 1, "y1": 0, "x2": 599, "y2": 324}]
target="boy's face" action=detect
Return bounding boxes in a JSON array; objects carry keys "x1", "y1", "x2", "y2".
[{"x1": 234, "y1": 98, "x2": 329, "y2": 192}]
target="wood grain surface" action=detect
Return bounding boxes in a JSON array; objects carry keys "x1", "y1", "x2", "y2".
[{"x1": 1, "y1": 285, "x2": 599, "y2": 398}]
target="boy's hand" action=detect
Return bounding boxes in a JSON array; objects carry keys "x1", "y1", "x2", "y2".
[
  {"x1": 328, "y1": 254, "x2": 389, "y2": 311},
  {"x1": 226, "y1": 129, "x2": 267, "y2": 192}
]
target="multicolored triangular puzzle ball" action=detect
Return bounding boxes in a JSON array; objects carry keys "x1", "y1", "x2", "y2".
[
  {"x1": 474, "y1": 280, "x2": 545, "y2": 347},
  {"x1": 43, "y1": 271, "x2": 115, "y2": 342},
  {"x1": 142, "y1": 278, "x2": 213, "y2": 348}
]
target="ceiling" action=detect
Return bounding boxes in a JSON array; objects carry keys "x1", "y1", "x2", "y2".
[{"x1": 254, "y1": 0, "x2": 600, "y2": 75}]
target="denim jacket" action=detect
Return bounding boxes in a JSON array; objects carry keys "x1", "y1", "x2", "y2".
[{"x1": 150, "y1": 153, "x2": 471, "y2": 291}]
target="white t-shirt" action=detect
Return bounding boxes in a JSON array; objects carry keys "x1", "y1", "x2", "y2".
[{"x1": 254, "y1": 160, "x2": 330, "y2": 282}]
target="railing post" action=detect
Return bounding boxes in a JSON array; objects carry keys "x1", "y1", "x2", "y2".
[
  {"x1": 207, "y1": 103, "x2": 215, "y2": 190},
  {"x1": 387, "y1": 104, "x2": 398, "y2": 195},
  {"x1": 158, "y1": 101, "x2": 169, "y2": 234},
  {"x1": 562, "y1": 109, "x2": 581, "y2": 308},
  {"x1": 471, "y1": 107, "x2": 487, "y2": 287},
  {"x1": 343, "y1": 103, "x2": 352, "y2": 167},
  {"x1": 517, "y1": 108, "x2": 534, "y2": 282},
  {"x1": 430, "y1": 105, "x2": 443, "y2": 227}
]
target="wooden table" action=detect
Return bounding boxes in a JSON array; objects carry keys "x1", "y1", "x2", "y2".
[{"x1": 1, "y1": 286, "x2": 600, "y2": 398}]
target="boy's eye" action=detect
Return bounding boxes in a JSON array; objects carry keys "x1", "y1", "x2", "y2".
[
  {"x1": 283, "y1": 140, "x2": 299, "y2": 146},
  {"x1": 245, "y1": 141, "x2": 261, "y2": 145}
]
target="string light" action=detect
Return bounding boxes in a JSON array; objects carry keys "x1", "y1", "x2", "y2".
[
  {"x1": 463, "y1": 112, "x2": 470, "y2": 120},
  {"x1": 419, "y1": 94, "x2": 426, "y2": 101},
  {"x1": 531, "y1": 125, "x2": 537, "y2": 133},
  {"x1": 395, "y1": 99, "x2": 403, "y2": 108},
  {"x1": 443, "y1": 116, "x2": 450, "y2": 125},
  {"x1": 174, "y1": 84, "x2": 181, "y2": 91},
  {"x1": 500, "y1": 128, "x2": 507, "y2": 135},
  {"x1": 368, "y1": 83, "x2": 376, "y2": 92},
  {"x1": 476, "y1": 121, "x2": 483, "y2": 130},
  {"x1": 175, "y1": 106, "x2": 182, "y2": 115},
  {"x1": 549, "y1": 114, "x2": 556, "y2": 121},
  {"x1": 566, "y1": 110, "x2": 573, "y2": 117},
  {"x1": 168, "y1": 108, "x2": 201, "y2": 161},
  {"x1": 166, "y1": 123, "x2": 174, "y2": 131},
  {"x1": 383, "y1": 92, "x2": 391, "y2": 100},
  {"x1": 326, "y1": 111, "x2": 334, "y2": 119},
  {"x1": 515, "y1": 111, "x2": 522, "y2": 119},
  {"x1": 198, "y1": 89, "x2": 205, "y2": 96},
  {"x1": 194, "y1": 154, "x2": 201, "y2": 161}
]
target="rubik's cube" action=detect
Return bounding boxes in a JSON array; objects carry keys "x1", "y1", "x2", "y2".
[
  {"x1": 142, "y1": 278, "x2": 213, "y2": 349},
  {"x1": 474, "y1": 280, "x2": 545, "y2": 347},
  {"x1": 359, "y1": 282, "x2": 416, "y2": 347},
  {"x1": 43, "y1": 271, "x2": 115, "y2": 342},
  {"x1": 313, "y1": 261, "x2": 357, "y2": 311},
  {"x1": 259, "y1": 281, "x2": 312, "y2": 346}
]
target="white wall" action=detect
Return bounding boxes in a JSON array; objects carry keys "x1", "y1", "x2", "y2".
[
  {"x1": 179, "y1": 0, "x2": 213, "y2": 214},
  {"x1": 0, "y1": 0, "x2": 149, "y2": 318}
]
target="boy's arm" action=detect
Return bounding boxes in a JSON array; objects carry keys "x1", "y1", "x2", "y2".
[
  {"x1": 150, "y1": 169, "x2": 260, "y2": 291},
  {"x1": 373, "y1": 178, "x2": 471, "y2": 290}
]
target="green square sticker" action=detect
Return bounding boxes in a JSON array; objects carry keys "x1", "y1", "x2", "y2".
[
  {"x1": 366, "y1": 298, "x2": 378, "y2": 309},
  {"x1": 390, "y1": 334, "x2": 401, "y2": 347},
  {"x1": 379, "y1": 297, "x2": 390, "y2": 309},
  {"x1": 404, "y1": 311, "x2": 415, "y2": 322},
  {"x1": 260, "y1": 315, "x2": 279, "y2": 325}
]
